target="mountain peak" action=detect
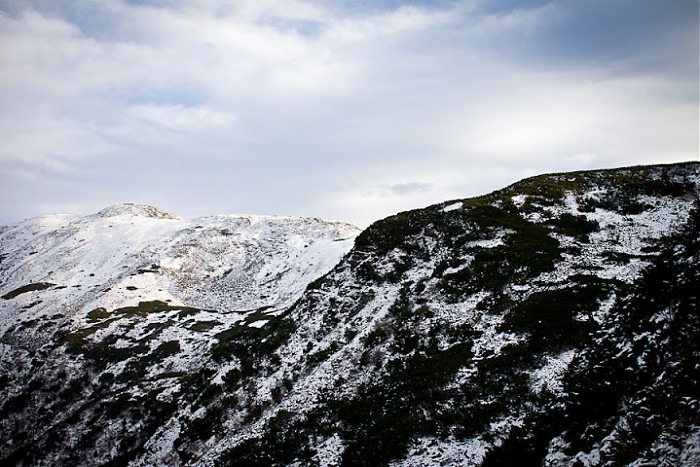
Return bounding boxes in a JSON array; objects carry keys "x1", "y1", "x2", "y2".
[{"x1": 95, "y1": 203, "x2": 180, "y2": 220}]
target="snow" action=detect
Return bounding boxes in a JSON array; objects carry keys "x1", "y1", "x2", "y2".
[
  {"x1": 543, "y1": 437, "x2": 573, "y2": 466},
  {"x1": 470, "y1": 313, "x2": 525, "y2": 360},
  {"x1": 529, "y1": 349, "x2": 577, "y2": 395},
  {"x1": 511, "y1": 194, "x2": 528, "y2": 207},
  {"x1": 134, "y1": 418, "x2": 182, "y2": 467},
  {"x1": 309, "y1": 434, "x2": 345, "y2": 467},
  {"x1": 0, "y1": 205, "x2": 358, "y2": 467},
  {"x1": 272, "y1": 282, "x2": 403, "y2": 410},
  {"x1": 592, "y1": 294, "x2": 617, "y2": 324},
  {"x1": 442, "y1": 202, "x2": 463, "y2": 212},
  {"x1": 155, "y1": 381, "x2": 182, "y2": 402},
  {"x1": 680, "y1": 428, "x2": 700, "y2": 465},
  {"x1": 0, "y1": 206, "x2": 360, "y2": 330},
  {"x1": 211, "y1": 361, "x2": 242, "y2": 386},
  {"x1": 395, "y1": 436, "x2": 489, "y2": 466},
  {"x1": 247, "y1": 319, "x2": 269, "y2": 328},
  {"x1": 1, "y1": 208, "x2": 359, "y2": 316}
]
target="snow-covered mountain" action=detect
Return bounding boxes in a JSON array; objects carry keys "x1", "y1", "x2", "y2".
[
  {"x1": 1, "y1": 163, "x2": 698, "y2": 466},
  {"x1": 0, "y1": 206, "x2": 360, "y2": 465},
  {"x1": 0, "y1": 204, "x2": 360, "y2": 322}
]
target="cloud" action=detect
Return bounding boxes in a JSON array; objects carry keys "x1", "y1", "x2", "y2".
[
  {"x1": 464, "y1": 2, "x2": 563, "y2": 37},
  {"x1": 126, "y1": 104, "x2": 236, "y2": 133},
  {"x1": 388, "y1": 182, "x2": 431, "y2": 195},
  {"x1": 326, "y1": 4, "x2": 452, "y2": 43},
  {"x1": 437, "y1": 70, "x2": 698, "y2": 164},
  {"x1": 351, "y1": 181, "x2": 433, "y2": 199},
  {"x1": 0, "y1": 0, "x2": 696, "y2": 226}
]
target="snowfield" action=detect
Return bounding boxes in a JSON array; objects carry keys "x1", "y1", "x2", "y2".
[{"x1": 0, "y1": 203, "x2": 360, "y2": 320}]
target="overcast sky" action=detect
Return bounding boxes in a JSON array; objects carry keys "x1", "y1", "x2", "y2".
[{"x1": 1, "y1": 0, "x2": 697, "y2": 226}]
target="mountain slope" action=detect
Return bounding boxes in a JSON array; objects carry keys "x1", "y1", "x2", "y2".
[
  {"x1": 1, "y1": 163, "x2": 698, "y2": 466},
  {"x1": 0, "y1": 205, "x2": 360, "y2": 466},
  {"x1": 202, "y1": 162, "x2": 699, "y2": 466},
  {"x1": 541, "y1": 205, "x2": 700, "y2": 466}
]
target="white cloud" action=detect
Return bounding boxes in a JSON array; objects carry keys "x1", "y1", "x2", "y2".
[
  {"x1": 127, "y1": 104, "x2": 236, "y2": 132},
  {"x1": 0, "y1": 0, "x2": 696, "y2": 226},
  {"x1": 326, "y1": 4, "x2": 452, "y2": 43},
  {"x1": 465, "y1": 2, "x2": 564, "y2": 37}
]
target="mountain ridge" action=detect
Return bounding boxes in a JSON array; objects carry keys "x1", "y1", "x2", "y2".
[
  {"x1": 1, "y1": 162, "x2": 698, "y2": 466},
  {"x1": 95, "y1": 203, "x2": 182, "y2": 220}
]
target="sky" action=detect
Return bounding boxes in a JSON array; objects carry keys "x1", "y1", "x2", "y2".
[{"x1": 0, "y1": 0, "x2": 698, "y2": 227}]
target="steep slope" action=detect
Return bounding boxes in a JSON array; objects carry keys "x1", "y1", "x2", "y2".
[
  {"x1": 199, "y1": 162, "x2": 699, "y2": 466},
  {"x1": 539, "y1": 205, "x2": 700, "y2": 466},
  {"x1": 1, "y1": 163, "x2": 698, "y2": 467},
  {"x1": 0, "y1": 205, "x2": 360, "y2": 466}
]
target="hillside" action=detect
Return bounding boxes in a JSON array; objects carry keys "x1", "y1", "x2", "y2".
[
  {"x1": 1, "y1": 163, "x2": 698, "y2": 466},
  {"x1": 0, "y1": 206, "x2": 360, "y2": 465}
]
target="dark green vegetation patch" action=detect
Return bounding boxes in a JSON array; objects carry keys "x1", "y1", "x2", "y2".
[
  {"x1": 114, "y1": 300, "x2": 199, "y2": 317},
  {"x1": 2, "y1": 282, "x2": 55, "y2": 300}
]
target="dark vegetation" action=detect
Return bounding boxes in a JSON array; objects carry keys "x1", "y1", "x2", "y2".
[{"x1": 2, "y1": 282, "x2": 55, "y2": 300}]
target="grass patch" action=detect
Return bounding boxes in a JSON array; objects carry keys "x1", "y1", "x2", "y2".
[
  {"x1": 188, "y1": 320, "x2": 222, "y2": 332},
  {"x1": 86, "y1": 307, "x2": 110, "y2": 322},
  {"x1": 114, "y1": 300, "x2": 199, "y2": 317},
  {"x1": 2, "y1": 282, "x2": 55, "y2": 300}
]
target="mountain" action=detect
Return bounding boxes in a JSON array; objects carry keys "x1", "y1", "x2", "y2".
[
  {"x1": 1, "y1": 163, "x2": 699, "y2": 466},
  {"x1": 0, "y1": 205, "x2": 360, "y2": 465}
]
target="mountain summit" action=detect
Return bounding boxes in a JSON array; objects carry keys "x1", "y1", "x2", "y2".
[
  {"x1": 1, "y1": 162, "x2": 698, "y2": 466},
  {"x1": 95, "y1": 203, "x2": 181, "y2": 219}
]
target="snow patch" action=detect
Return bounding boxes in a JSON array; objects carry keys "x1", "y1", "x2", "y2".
[
  {"x1": 309, "y1": 434, "x2": 345, "y2": 467},
  {"x1": 394, "y1": 436, "x2": 489, "y2": 466},
  {"x1": 511, "y1": 194, "x2": 528, "y2": 207},
  {"x1": 248, "y1": 319, "x2": 269, "y2": 328},
  {"x1": 529, "y1": 349, "x2": 577, "y2": 395},
  {"x1": 442, "y1": 202, "x2": 463, "y2": 212}
]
